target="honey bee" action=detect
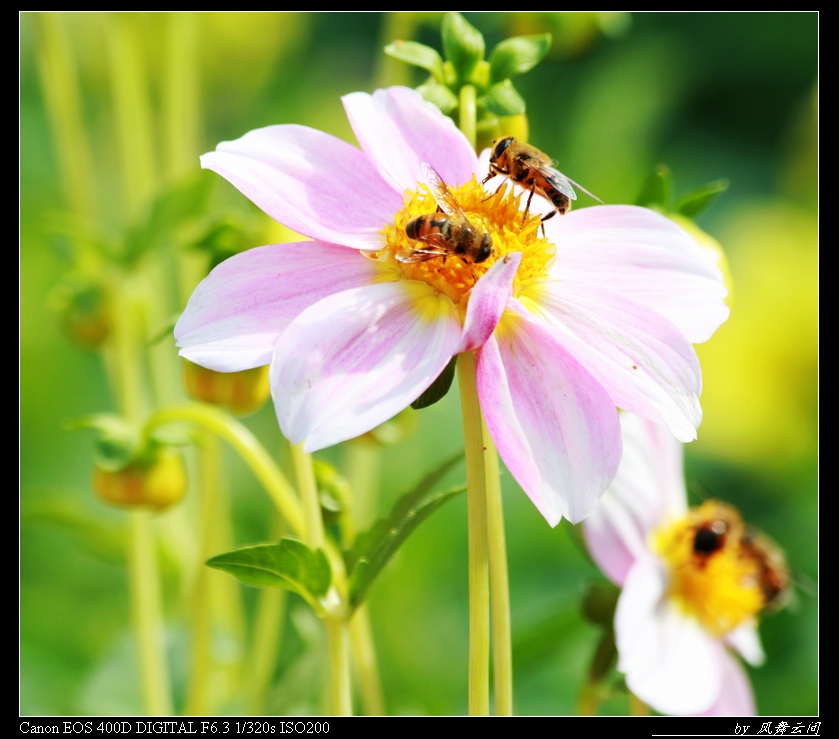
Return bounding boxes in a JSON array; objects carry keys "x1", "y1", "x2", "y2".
[
  {"x1": 689, "y1": 502, "x2": 790, "y2": 612},
  {"x1": 401, "y1": 163, "x2": 492, "y2": 266},
  {"x1": 482, "y1": 136, "x2": 601, "y2": 224}
]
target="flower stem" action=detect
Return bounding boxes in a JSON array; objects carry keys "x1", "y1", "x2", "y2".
[
  {"x1": 325, "y1": 615, "x2": 353, "y2": 716},
  {"x1": 33, "y1": 13, "x2": 97, "y2": 225},
  {"x1": 290, "y1": 443, "x2": 353, "y2": 716},
  {"x1": 457, "y1": 351, "x2": 490, "y2": 716},
  {"x1": 343, "y1": 440, "x2": 385, "y2": 715},
  {"x1": 484, "y1": 429, "x2": 513, "y2": 715},
  {"x1": 459, "y1": 84, "x2": 478, "y2": 152},
  {"x1": 291, "y1": 442, "x2": 324, "y2": 550},
  {"x1": 128, "y1": 510, "x2": 174, "y2": 715},
  {"x1": 350, "y1": 605, "x2": 385, "y2": 715},
  {"x1": 245, "y1": 584, "x2": 286, "y2": 715},
  {"x1": 629, "y1": 691, "x2": 650, "y2": 716},
  {"x1": 147, "y1": 405, "x2": 304, "y2": 536}
]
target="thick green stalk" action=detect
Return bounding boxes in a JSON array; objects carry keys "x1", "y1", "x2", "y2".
[
  {"x1": 291, "y1": 443, "x2": 325, "y2": 550},
  {"x1": 290, "y1": 444, "x2": 352, "y2": 716},
  {"x1": 129, "y1": 511, "x2": 174, "y2": 715},
  {"x1": 245, "y1": 586, "x2": 286, "y2": 715},
  {"x1": 459, "y1": 85, "x2": 478, "y2": 152},
  {"x1": 343, "y1": 440, "x2": 385, "y2": 715},
  {"x1": 33, "y1": 13, "x2": 97, "y2": 226},
  {"x1": 484, "y1": 428, "x2": 513, "y2": 715},
  {"x1": 457, "y1": 351, "x2": 490, "y2": 716}
]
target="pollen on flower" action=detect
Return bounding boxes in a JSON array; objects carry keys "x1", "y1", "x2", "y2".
[
  {"x1": 378, "y1": 175, "x2": 554, "y2": 305},
  {"x1": 652, "y1": 500, "x2": 788, "y2": 636}
]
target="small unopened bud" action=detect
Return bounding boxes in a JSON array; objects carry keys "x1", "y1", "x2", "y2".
[
  {"x1": 93, "y1": 447, "x2": 187, "y2": 512},
  {"x1": 182, "y1": 361, "x2": 270, "y2": 416}
]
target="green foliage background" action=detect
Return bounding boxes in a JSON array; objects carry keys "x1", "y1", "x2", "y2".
[{"x1": 20, "y1": 12, "x2": 817, "y2": 716}]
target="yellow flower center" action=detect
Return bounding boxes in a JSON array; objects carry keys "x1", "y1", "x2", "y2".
[
  {"x1": 652, "y1": 500, "x2": 789, "y2": 635},
  {"x1": 378, "y1": 176, "x2": 554, "y2": 305}
]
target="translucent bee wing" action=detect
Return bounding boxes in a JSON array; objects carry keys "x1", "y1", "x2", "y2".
[
  {"x1": 543, "y1": 168, "x2": 578, "y2": 201},
  {"x1": 421, "y1": 162, "x2": 467, "y2": 219},
  {"x1": 559, "y1": 171, "x2": 604, "y2": 204},
  {"x1": 396, "y1": 243, "x2": 451, "y2": 264}
]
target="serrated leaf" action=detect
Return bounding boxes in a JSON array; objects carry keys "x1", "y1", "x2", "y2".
[
  {"x1": 635, "y1": 164, "x2": 672, "y2": 209},
  {"x1": 442, "y1": 12, "x2": 485, "y2": 84},
  {"x1": 207, "y1": 539, "x2": 331, "y2": 608},
  {"x1": 489, "y1": 34, "x2": 552, "y2": 84},
  {"x1": 411, "y1": 356, "x2": 457, "y2": 409},
  {"x1": 675, "y1": 179, "x2": 729, "y2": 218},
  {"x1": 347, "y1": 453, "x2": 465, "y2": 609},
  {"x1": 417, "y1": 80, "x2": 459, "y2": 115},
  {"x1": 384, "y1": 40, "x2": 444, "y2": 79},
  {"x1": 479, "y1": 81, "x2": 526, "y2": 117}
]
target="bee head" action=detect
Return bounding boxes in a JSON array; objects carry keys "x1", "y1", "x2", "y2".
[
  {"x1": 491, "y1": 137, "x2": 515, "y2": 163},
  {"x1": 475, "y1": 235, "x2": 492, "y2": 264}
]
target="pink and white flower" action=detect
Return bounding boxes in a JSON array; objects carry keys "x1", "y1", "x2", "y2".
[
  {"x1": 584, "y1": 413, "x2": 767, "y2": 715},
  {"x1": 175, "y1": 86, "x2": 728, "y2": 526}
]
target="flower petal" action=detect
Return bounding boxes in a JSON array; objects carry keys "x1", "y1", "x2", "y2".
[
  {"x1": 547, "y1": 205, "x2": 729, "y2": 343},
  {"x1": 477, "y1": 312, "x2": 622, "y2": 526},
  {"x1": 458, "y1": 252, "x2": 521, "y2": 353},
  {"x1": 616, "y1": 559, "x2": 724, "y2": 715},
  {"x1": 725, "y1": 622, "x2": 765, "y2": 667},
  {"x1": 271, "y1": 280, "x2": 461, "y2": 451},
  {"x1": 200, "y1": 125, "x2": 401, "y2": 249},
  {"x1": 342, "y1": 87, "x2": 478, "y2": 193},
  {"x1": 699, "y1": 652, "x2": 756, "y2": 716},
  {"x1": 520, "y1": 282, "x2": 702, "y2": 442},
  {"x1": 584, "y1": 413, "x2": 688, "y2": 586},
  {"x1": 175, "y1": 242, "x2": 386, "y2": 371}
]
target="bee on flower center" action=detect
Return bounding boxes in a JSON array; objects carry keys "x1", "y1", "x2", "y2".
[
  {"x1": 482, "y1": 137, "x2": 601, "y2": 227},
  {"x1": 682, "y1": 502, "x2": 791, "y2": 613},
  {"x1": 400, "y1": 163, "x2": 492, "y2": 268}
]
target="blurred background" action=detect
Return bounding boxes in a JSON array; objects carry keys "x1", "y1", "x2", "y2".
[{"x1": 20, "y1": 12, "x2": 817, "y2": 716}]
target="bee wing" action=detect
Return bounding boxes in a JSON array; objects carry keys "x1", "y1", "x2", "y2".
[
  {"x1": 397, "y1": 241, "x2": 451, "y2": 264},
  {"x1": 546, "y1": 166, "x2": 603, "y2": 204},
  {"x1": 542, "y1": 166, "x2": 578, "y2": 201},
  {"x1": 421, "y1": 162, "x2": 468, "y2": 219}
]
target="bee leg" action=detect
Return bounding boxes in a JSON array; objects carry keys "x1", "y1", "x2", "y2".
[
  {"x1": 481, "y1": 180, "x2": 505, "y2": 204},
  {"x1": 538, "y1": 209, "x2": 556, "y2": 237},
  {"x1": 522, "y1": 187, "x2": 536, "y2": 222}
]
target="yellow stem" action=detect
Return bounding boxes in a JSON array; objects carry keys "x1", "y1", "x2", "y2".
[
  {"x1": 350, "y1": 605, "x2": 385, "y2": 715},
  {"x1": 457, "y1": 351, "x2": 490, "y2": 716},
  {"x1": 459, "y1": 84, "x2": 477, "y2": 152},
  {"x1": 291, "y1": 442, "x2": 324, "y2": 550},
  {"x1": 484, "y1": 429, "x2": 513, "y2": 715},
  {"x1": 33, "y1": 13, "x2": 97, "y2": 225},
  {"x1": 129, "y1": 511, "x2": 174, "y2": 715}
]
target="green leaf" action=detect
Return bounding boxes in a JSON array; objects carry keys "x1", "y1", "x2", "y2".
[
  {"x1": 384, "y1": 40, "x2": 444, "y2": 79},
  {"x1": 674, "y1": 178, "x2": 730, "y2": 218},
  {"x1": 417, "y1": 79, "x2": 459, "y2": 115},
  {"x1": 411, "y1": 356, "x2": 457, "y2": 409},
  {"x1": 635, "y1": 164, "x2": 672, "y2": 209},
  {"x1": 207, "y1": 539, "x2": 332, "y2": 608},
  {"x1": 489, "y1": 34, "x2": 552, "y2": 84},
  {"x1": 442, "y1": 12, "x2": 485, "y2": 84},
  {"x1": 123, "y1": 172, "x2": 213, "y2": 265},
  {"x1": 479, "y1": 81, "x2": 526, "y2": 117},
  {"x1": 347, "y1": 453, "x2": 465, "y2": 609}
]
